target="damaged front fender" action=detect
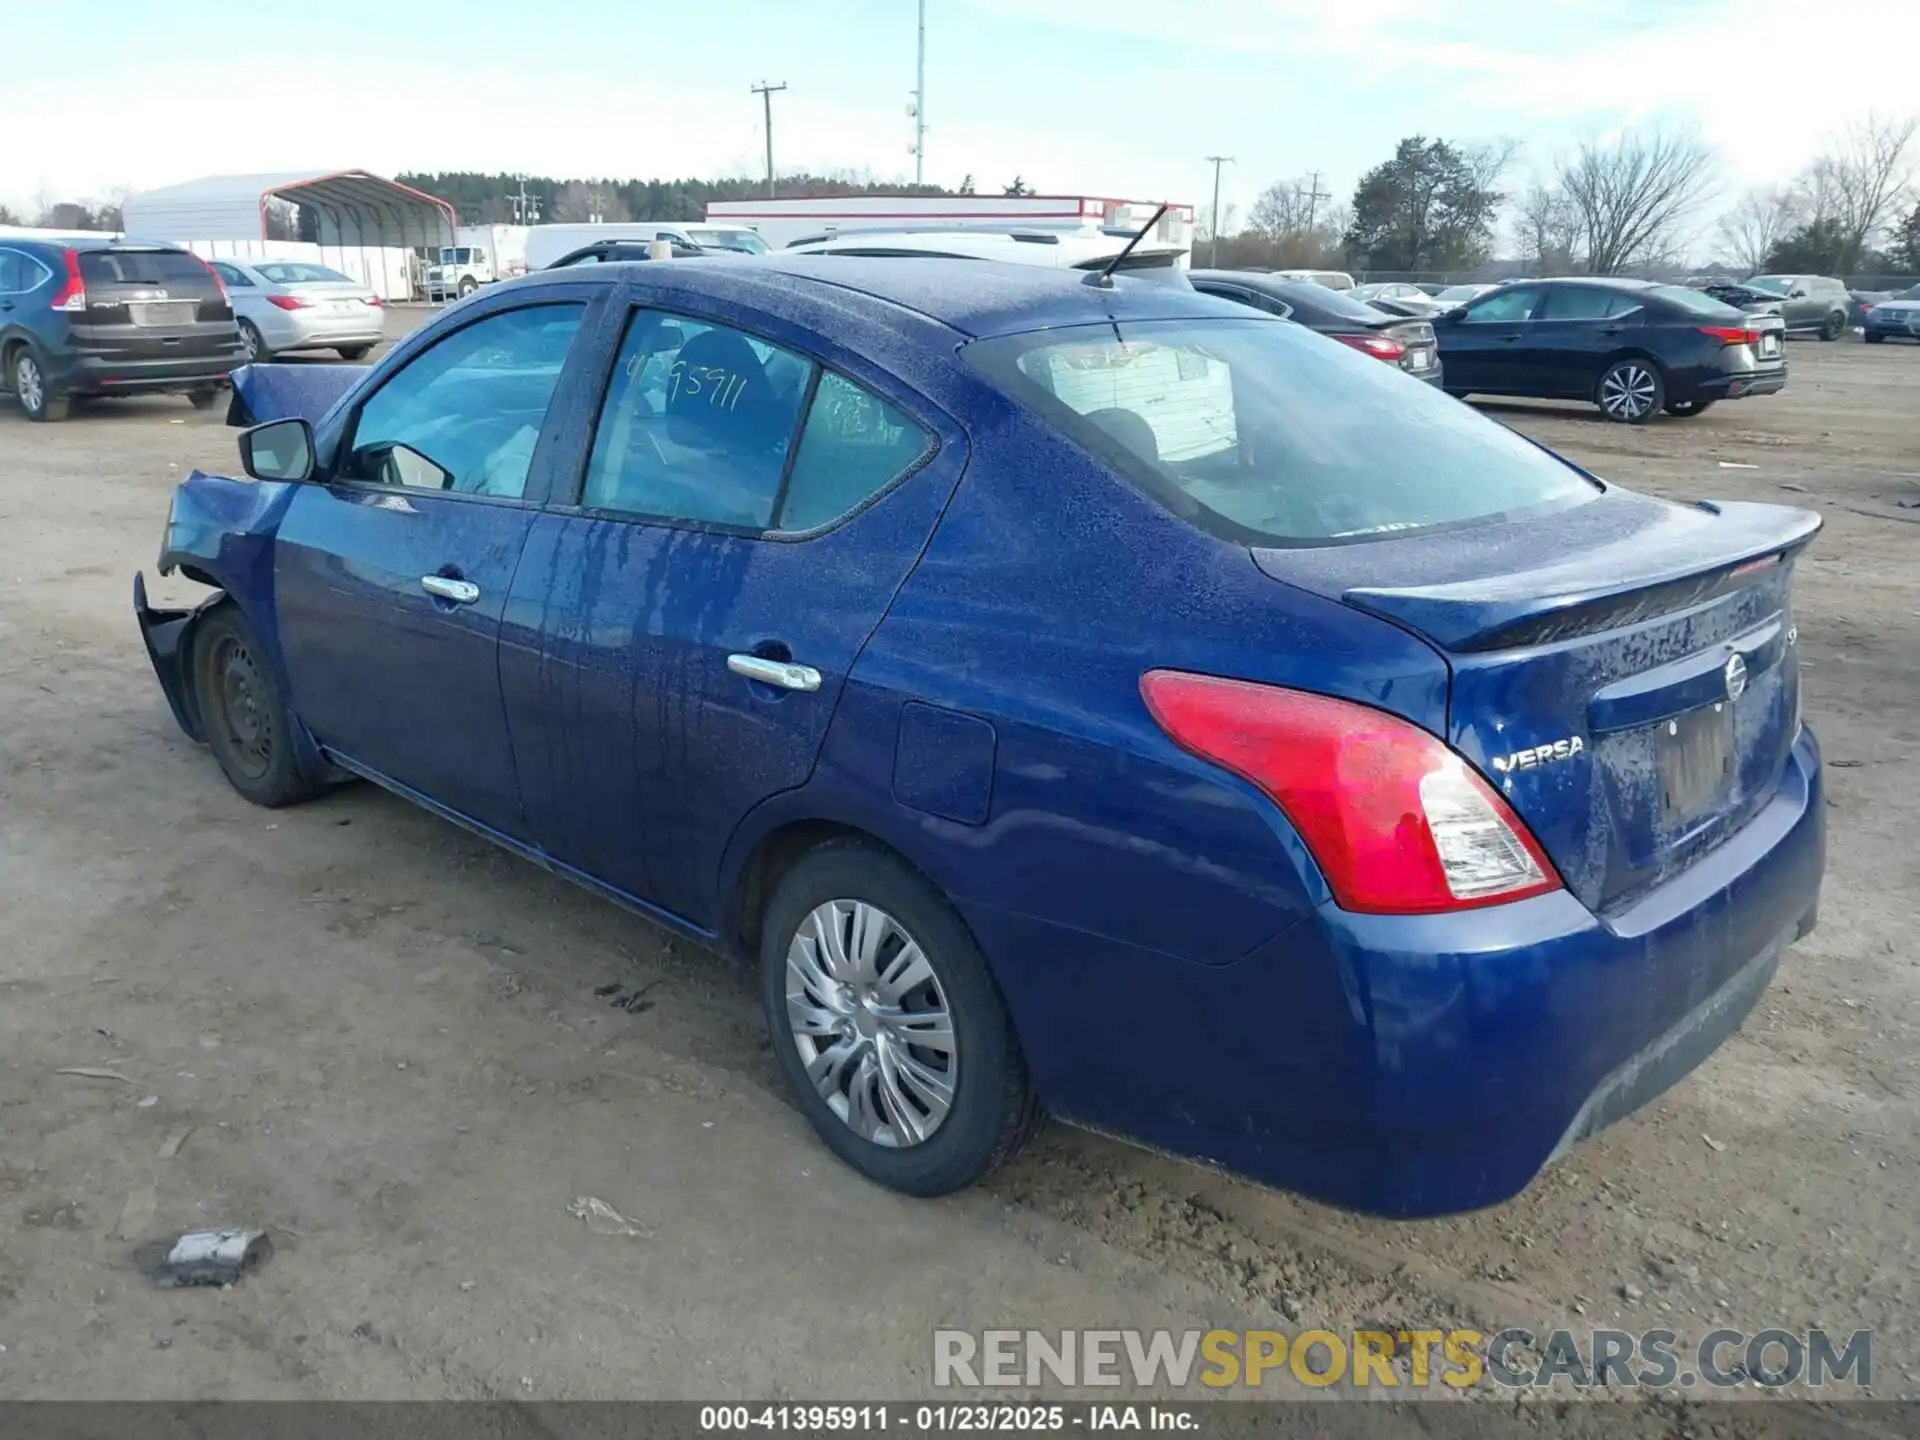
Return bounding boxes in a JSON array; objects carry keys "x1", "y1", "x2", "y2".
[{"x1": 133, "y1": 572, "x2": 221, "y2": 744}]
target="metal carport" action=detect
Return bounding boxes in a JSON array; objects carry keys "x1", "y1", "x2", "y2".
[{"x1": 121, "y1": 170, "x2": 458, "y2": 281}]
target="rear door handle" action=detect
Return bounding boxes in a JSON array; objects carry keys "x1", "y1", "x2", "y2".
[
  {"x1": 727, "y1": 654, "x2": 822, "y2": 692},
  {"x1": 421, "y1": 575, "x2": 480, "y2": 604}
]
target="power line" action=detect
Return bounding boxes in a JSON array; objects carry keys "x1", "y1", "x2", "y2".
[
  {"x1": 1204, "y1": 156, "x2": 1234, "y2": 266},
  {"x1": 751, "y1": 80, "x2": 789, "y2": 200}
]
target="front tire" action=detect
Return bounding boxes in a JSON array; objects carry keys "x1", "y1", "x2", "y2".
[
  {"x1": 13, "y1": 348, "x2": 68, "y2": 422},
  {"x1": 760, "y1": 842, "x2": 1041, "y2": 1196},
  {"x1": 457, "y1": 278, "x2": 478, "y2": 298},
  {"x1": 1864, "y1": 331, "x2": 1885, "y2": 344},
  {"x1": 1819, "y1": 310, "x2": 1846, "y2": 341},
  {"x1": 1663, "y1": 398, "x2": 1715, "y2": 417},
  {"x1": 1596, "y1": 359, "x2": 1664, "y2": 424},
  {"x1": 192, "y1": 605, "x2": 320, "y2": 808}
]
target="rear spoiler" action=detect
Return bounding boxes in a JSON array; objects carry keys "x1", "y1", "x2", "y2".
[
  {"x1": 225, "y1": 362, "x2": 369, "y2": 428},
  {"x1": 1342, "y1": 501, "x2": 1823, "y2": 652}
]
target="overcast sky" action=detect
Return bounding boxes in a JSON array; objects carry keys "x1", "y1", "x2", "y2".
[{"x1": 5, "y1": 0, "x2": 1917, "y2": 226}]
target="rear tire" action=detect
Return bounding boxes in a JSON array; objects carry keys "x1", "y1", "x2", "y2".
[
  {"x1": 193, "y1": 605, "x2": 321, "y2": 809},
  {"x1": 237, "y1": 320, "x2": 267, "y2": 363},
  {"x1": 187, "y1": 388, "x2": 220, "y2": 410},
  {"x1": 759, "y1": 842, "x2": 1042, "y2": 1197},
  {"x1": 1596, "y1": 359, "x2": 1664, "y2": 424},
  {"x1": 337, "y1": 345, "x2": 373, "y2": 361},
  {"x1": 12, "y1": 348, "x2": 68, "y2": 422},
  {"x1": 1819, "y1": 310, "x2": 1845, "y2": 341},
  {"x1": 1663, "y1": 398, "x2": 1715, "y2": 417}
]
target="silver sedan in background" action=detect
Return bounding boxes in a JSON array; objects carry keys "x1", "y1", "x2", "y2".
[{"x1": 206, "y1": 259, "x2": 386, "y2": 362}]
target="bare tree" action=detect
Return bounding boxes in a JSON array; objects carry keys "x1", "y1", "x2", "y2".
[
  {"x1": 1554, "y1": 127, "x2": 1719, "y2": 274},
  {"x1": 550, "y1": 181, "x2": 627, "y2": 223},
  {"x1": 1714, "y1": 184, "x2": 1800, "y2": 273},
  {"x1": 1811, "y1": 112, "x2": 1918, "y2": 270},
  {"x1": 0, "y1": 201, "x2": 21, "y2": 226},
  {"x1": 1249, "y1": 177, "x2": 1313, "y2": 239},
  {"x1": 1196, "y1": 201, "x2": 1239, "y2": 243},
  {"x1": 1515, "y1": 182, "x2": 1581, "y2": 271}
]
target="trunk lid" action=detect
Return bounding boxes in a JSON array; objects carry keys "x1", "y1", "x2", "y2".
[{"x1": 1255, "y1": 490, "x2": 1820, "y2": 912}]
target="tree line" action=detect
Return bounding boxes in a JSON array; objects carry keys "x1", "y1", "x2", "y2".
[{"x1": 1206, "y1": 112, "x2": 1919, "y2": 280}]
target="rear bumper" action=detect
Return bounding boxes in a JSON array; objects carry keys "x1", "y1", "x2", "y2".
[
  {"x1": 1692, "y1": 367, "x2": 1787, "y2": 400},
  {"x1": 258, "y1": 307, "x2": 384, "y2": 350},
  {"x1": 55, "y1": 347, "x2": 245, "y2": 396},
  {"x1": 978, "y1": 726, "x2": 1825, "y2": 1218}
]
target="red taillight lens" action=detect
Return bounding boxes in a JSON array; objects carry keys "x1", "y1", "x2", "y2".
[
  {"x1": 50, "y1": 249, "x2": 86, "y2": 312},
  {"x1": 1333, "y1": 332, "x2": 1406, "y2": 361},
  {"x1": 1699, "y1": 325, "x2": 1759, "y2": 346},
  {"x1": 365, "y1": 295, "x2": 385, "y2": 307},
  {"x1": 266, "y1": 294, "x2": 312, "y2": 311},
  {"x1": 1140, "y1": 671, "x2": 1562, "y2": 915},
  {"x1": 194, "y1": 254, "x2": 227, "y2": 299}
]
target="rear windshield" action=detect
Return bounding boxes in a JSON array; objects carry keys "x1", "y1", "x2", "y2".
[
  {"x1": 77, "y1": 249, "x2": 213, "y2": 287},
  {"x1": 1649, "y1": 285, "x2": 1746, "y2": 319},
  {"x1": 256, "y1": 262, "x2": 352, "y2": 284},
  {"x1": 1272, "y1": 283, "x2": 1389, "y2": 322},
  {"x1": 965, "y1": 317, "x2": 1599, "y2": 546},
  {"x1": 1434, "y1": 284, "x2": 1486, "y2": 301}
]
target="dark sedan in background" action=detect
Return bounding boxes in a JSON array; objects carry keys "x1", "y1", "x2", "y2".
[
  {"x1": 1189, "y1": 270, "x2": 1443, "y2": 386},
  {"x1": 1434, "y1": 277, "x2": 1787, "y2": 423},
  {"x1": 1863, "y1": 286, "x2": 1920, "y2": 343}
]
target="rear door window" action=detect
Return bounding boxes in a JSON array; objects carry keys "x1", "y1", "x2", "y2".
[
  {"x1": 581, "y1": 310, "x2": 811, "y2": 528},
  {"x1": 965, "y1": 317, "x2": 1598, "y2": 545},
  {"x1": 0, "y1": 251, "x2": 23, "y2": 294},
  {"x1": 1538, "y1": 287, "x2": 1638, "y2": 321},
  {"x1": 780, "y1": 372, "x2": 933, "y2": 531}
]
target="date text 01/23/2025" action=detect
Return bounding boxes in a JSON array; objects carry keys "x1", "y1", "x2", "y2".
[{"x1": 699, "y1": 1404, "x2": 1199, "y2": 1432}]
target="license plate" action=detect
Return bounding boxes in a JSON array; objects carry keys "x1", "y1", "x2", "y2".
[
  {"x1": 1759, "y1": 334, "x2": 1780, "y2": 357},
  {"x1": 129, "y1": 301, "x2": 195, "y2": 327},
  {"x1": 1657, "y1": 705, "x2": 1734, "y2": 822},
  {"x1": 330, "y1": 300, "x2": 361, "y2": 311},
  {"x1": 1407, "y1": 347, "x2": 1432, "y2": 370}
]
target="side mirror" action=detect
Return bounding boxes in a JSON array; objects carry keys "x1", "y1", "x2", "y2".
[
  {"x1": 239, "y1": 418, "x2": 316, "y2": 483},
  {"x1": 1790, "y1": 287, "x2": 1808, "y2": 298}
]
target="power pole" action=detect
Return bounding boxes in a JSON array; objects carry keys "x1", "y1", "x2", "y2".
[
  {"x1": 1204, "y1": 155, "x2": 1233, "y2": 267},
  {"x1": 910, "y1": 0, "x2": 928, "y2": 186},
  {"x1": 1299, "y1": 170, "x2": 1331, "y2": 234},
  {"x1": 509, "y1": 174, "x2": 541, "y2": 226},
  {"x1": 751, "y1": 81, "x2": 788, "y2": 200}
]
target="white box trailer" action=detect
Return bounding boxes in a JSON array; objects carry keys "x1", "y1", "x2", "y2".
[{"x1": 704, "y1": 195, "x2": 1196, "y2": 255}]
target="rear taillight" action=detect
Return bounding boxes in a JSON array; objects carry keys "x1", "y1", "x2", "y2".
[
  {"x1": 50, "y1": 250, "x2": 86, "y2": 312},
  {"x1": 365, "y1": 295, "x2": 385, "y2": 307},
  {"x1": 1140, "y1": 671, "x2": 1561, "y2": 914},
  {"x1": 267, "y1": 294, "x2": 312, "y2": 311},
  {"x1": 1699, "y1": 325, "x2": 1760, "y2": 346},
  {"x1": 1332, "y1": 332, "x2": 1406, "y2": 362},
  {"x1": 194, "y1": 255, "x2": 227, "y2": 299}
]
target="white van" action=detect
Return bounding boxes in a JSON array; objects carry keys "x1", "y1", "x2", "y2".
[{"x1": 524, "y1": 223, "x2": 768, "y2": 271}]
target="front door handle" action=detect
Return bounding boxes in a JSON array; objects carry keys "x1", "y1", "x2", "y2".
[
  {"x1": 728, "y1": 654, "x2": 822, "y2": 692},
  {"x1": 421, "y1": 575, "x2": 480, "y2": 604}
]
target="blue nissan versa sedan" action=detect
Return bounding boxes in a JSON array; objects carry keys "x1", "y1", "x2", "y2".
[{"x1": 134, "y1": 256, "x2": 1825, "y2": 1218}]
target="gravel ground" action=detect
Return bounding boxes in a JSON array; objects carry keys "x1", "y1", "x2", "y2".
[{"x1": 1, "y1": 315, "x2": 1915, "y2": 1423}]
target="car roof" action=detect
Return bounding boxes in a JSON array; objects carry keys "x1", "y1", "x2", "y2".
[{"x1": 499, "y1": 253, "x2": 1235, "y2": 339}]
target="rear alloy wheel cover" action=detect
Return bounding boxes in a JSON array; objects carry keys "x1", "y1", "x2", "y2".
[
  {"x1": 784, "y1": 899, "x2": 957, "y2": 1148},
  {"x1": 17, "y1": 355, "x2": 43, "y2": 413},
  {"x1": 1599, "y1": 363, "x2": 1657, "y2": 421}
]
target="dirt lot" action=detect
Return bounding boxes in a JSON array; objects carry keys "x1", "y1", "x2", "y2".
[{"x1": 2, "y1": 314, "x2": 1916, "y2": 1419}]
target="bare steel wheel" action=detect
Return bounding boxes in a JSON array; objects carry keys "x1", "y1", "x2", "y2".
[
  {"x1": 191, "y1": 605, "x2": 320, "y2": 808},
  {"x1": 760, "y1": 843, "x2": 1042, "y2": 1195},
  {"x1": 785, "y1": 899, "x2": 956, "y2": 1147}
]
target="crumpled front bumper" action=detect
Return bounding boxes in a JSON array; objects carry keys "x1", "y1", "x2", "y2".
[{"x1": 133, "y1": 572, "x2": 212, "y2": 744}]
